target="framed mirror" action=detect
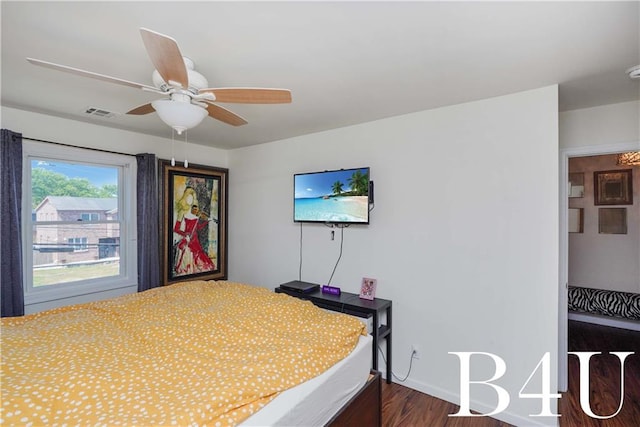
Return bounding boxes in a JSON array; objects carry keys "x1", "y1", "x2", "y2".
[
  {"x1": 598, "y1": 208, "x2": 627, "y2": 234},
  {"x1": 594, "y1": 169, "x2": 633, "y2": 205}
]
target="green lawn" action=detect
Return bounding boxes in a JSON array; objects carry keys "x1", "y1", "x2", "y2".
[{"x1": 33, "y1": 262, "x2": 120, "y2": 286}]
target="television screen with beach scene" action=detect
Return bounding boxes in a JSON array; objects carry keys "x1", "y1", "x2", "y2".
[{"x1": 294, "y1": 167, "x2": 370, "y2": 224}]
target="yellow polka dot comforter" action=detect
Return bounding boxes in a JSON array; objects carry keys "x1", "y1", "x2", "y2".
[{"x1": 1, "y1": 280, "x2": 366, "y2": 426}]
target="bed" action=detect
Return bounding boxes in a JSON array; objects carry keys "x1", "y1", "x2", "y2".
[{"x1": 1, "y1": 280, "x2": 381, "y2": 426}]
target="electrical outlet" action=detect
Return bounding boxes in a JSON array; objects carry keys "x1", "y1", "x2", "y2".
[{"x1": 411, "y1": 344, "x2": 420, "y2": 360}]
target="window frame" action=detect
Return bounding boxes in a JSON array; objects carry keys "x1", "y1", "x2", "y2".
[{"x1": 22, "y1": 141, "x2": 138, "y2": 305}]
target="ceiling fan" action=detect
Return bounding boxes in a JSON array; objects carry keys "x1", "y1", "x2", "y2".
[{"x1": 27, "y1": 28, "x2": 292, "y2": 134}]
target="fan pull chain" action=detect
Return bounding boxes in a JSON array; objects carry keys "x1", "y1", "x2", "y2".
[
  {"x1": 183, "y1": 130, "x2": 189, "y2": 168},
  {"x1": 170, "y1": 129, "x2": 176, "y2": 166}
]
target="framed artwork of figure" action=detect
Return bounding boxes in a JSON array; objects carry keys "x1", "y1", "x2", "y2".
[{"x1": 160, "y1": 160, "x2": 228, "y2": 285}]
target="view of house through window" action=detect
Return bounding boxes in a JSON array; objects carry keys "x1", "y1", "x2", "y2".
[{"x1": 31, "y1": 159, "x2": 120, "y2": 287}]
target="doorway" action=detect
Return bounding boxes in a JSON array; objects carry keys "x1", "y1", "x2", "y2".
[{"x1": 558, "y1": 141, "x2": 639, "y2": 392}]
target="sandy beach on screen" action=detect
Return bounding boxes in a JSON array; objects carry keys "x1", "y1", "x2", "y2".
[{"x1": 339, "y1": 196, "x2": 369, "y2": 219}]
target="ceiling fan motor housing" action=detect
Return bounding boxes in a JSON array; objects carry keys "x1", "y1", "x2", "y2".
[{"x1": 152, "y1": 57, "x2": 209, "y2": 93}]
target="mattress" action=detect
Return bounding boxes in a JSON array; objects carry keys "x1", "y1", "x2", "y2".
[
  {"x1": 1, "y1": 281, "x2": 367, "y2": 426},
  {"x1": 241, "y1": 333, "x2": 373, "y2": 426}
]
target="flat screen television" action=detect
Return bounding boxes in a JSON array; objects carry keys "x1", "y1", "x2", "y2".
[{"x1": 294, "y1": 167, "x2": 370, "y2": 224}]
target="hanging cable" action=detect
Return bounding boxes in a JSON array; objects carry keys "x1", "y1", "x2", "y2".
[
  {"x1": 298, "y1": 222, "x2": 303, "y2": 281},
  {"x1": 327, "y1": 225, "x2": 346, "y2": 285},
  {"x1": 378, "y1": 346, "x2": 415, "y2": 382}
]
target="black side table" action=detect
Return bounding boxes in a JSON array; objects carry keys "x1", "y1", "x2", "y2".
[{"x1": 276, "y1": 281, "x2": 392, "y2": 384}]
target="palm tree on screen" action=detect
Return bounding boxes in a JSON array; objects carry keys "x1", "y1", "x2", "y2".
[
  {"x1": 332, "y1": 181, "x2": 344, "y2": 195},
  {"x1": 348, "y1": 170, "x2": 369, "y2": 195}
]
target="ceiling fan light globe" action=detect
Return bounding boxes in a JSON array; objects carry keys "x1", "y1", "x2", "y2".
[{"x1": 151, "y1": 99, "x2": 208, "y2": 134}]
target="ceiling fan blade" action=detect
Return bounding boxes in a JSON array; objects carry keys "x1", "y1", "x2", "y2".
[
  {"x1": 205, "y1": 103, "x2": 248, "y2": 126},
  {"x1": 127, "y1": 103, "x2": 155, "y2": 115},
  {"x1": 199, "y1": 88, "x2": 292, "y2": 104},
  {"x1": 26, "y1": 58, "x2": 161, "y2": 92},
  {"x1": 139, "y1": 28, "x2": 188, "y2": 89}
]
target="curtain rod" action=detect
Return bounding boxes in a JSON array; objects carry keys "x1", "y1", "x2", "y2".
[{"x1": 22, "y1": 136, "x2": 136, "y2": 158}]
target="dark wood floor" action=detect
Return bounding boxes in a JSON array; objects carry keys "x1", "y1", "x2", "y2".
[
  {"x1": 382, "y1": 320, "x2": 640, "y2": 426},
  {"x1": 558, "y1": 320, "x2": 640, "y2": 427}
]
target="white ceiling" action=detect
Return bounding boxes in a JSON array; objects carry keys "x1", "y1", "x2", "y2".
[{"x1": 2, "y1": 1, "x2": 639, "y2": 150}]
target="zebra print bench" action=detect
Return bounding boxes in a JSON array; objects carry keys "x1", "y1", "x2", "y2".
[{"x1": 568, "y1": 286, "x2": 640, "y2": 321}]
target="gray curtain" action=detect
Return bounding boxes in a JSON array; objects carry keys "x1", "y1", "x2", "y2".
[
  {"x1": 136, "y1": 153, "x2": 160, "y2": 291},
  {"x1": 1, "y1": 129, "x2": 24, "y2": 317}
]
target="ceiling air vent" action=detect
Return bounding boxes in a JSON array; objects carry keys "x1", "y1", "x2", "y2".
[{"x1": 84, "y1": 107, "x2": 117, "y2": 119}]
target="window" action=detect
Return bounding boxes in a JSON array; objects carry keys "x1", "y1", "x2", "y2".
[
  {"x1": 23, "y1": 141, "x2": 137, "y2": 304},
  {"x1": 68, "y1": 237, "x2": 89, "y2": 252},
  {"x1": 81, "y1": 213, "x2": 100, "y2": 221}
]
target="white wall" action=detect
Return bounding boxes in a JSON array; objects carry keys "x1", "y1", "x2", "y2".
[
  {"x1": 228, "y1": 86, "x2": 560, "y2": 426},
  {"x1": 1, "y1": 106, "x2": 229, "y2": 312},
  {"x1": 560, "y1": 100, "x2": 639, "y2": 149}
]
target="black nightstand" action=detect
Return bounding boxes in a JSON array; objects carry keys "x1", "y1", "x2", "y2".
[{"x1": 276, "y1": 281, "x2": 392, "y2": 384}]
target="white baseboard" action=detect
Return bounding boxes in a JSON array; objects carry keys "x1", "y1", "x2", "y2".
[{"x1": 568, "y1": 312, "x2": 640, "y2": 332}]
